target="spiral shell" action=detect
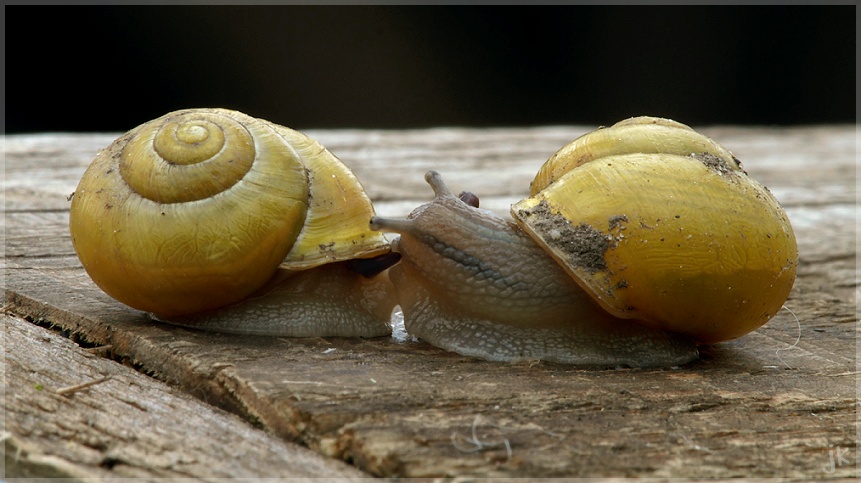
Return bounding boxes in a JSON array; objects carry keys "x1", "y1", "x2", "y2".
[
  {"x1": 513, "y1": 117, "x2": 798, "y2": 343},
  {"x1": 69, "y1": 108, "x2": 389, "y2": 317}
]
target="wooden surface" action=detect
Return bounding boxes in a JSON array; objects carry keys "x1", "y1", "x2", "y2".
[
  {"x1": 3, "y1": 314, "x2": 367, "y2": 480},
  {"x1": 3, "y1": 124, "x2": 858, "y2": 479}
]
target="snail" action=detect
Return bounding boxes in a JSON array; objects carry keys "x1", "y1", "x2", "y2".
[
  {"x1": 370, "y1": 116, "x2": 798, "y2": 367},
  {"x1": 69, "y1": 108, "x2": 398, "y2": 337}
]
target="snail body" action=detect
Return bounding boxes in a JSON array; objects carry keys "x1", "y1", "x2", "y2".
[
  {"x1": 165, "y1": 262, "x2": 397, "y2": 337},
  {"x1": 372, "y1": 117, "x2": 798, "y2": 367},
  {"x1": 371, "y1": 171, "x2": 698, "y2": 366},
  {"x1": 70, "y1": 108, "x2": 396, "y2": 337}
]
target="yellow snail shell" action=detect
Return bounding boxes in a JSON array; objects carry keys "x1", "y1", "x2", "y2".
[
  {"x1": 371, "y1": 116, "x2": 798, "y2": 366},
  {"x1": 513, "y1": 116, "x2": 798, "y2": 343},
  {"x1": 69, "y1": 108, "x2": 396, "y2": 337}
]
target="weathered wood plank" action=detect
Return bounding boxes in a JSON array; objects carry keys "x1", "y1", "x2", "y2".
[
  {"x1": 2, "y1": 125, "x2": 857, "y2": 479},
  {"x1": 3, "y1": 314, "x2": 368, "y2": 479}
]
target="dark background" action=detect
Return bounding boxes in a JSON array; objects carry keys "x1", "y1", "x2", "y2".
[{"x1": 6, "y1": 6, "x2": 856, "y2": 133}]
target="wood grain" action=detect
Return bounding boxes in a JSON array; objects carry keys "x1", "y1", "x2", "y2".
[
  {"x1": 3, "y1": 124, "x2": 857, "y2": 479},
  {"x1": 3, "y1": 314, "x2": 367, "y2": 479}
]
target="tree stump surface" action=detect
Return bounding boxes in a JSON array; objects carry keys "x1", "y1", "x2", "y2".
[{"x1": 3, "y1": 124, "x2": 857, "y2": 479}]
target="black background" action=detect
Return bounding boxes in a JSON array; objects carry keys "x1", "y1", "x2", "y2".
[{"x1": 6, "y1": 6, "x2": 856, "y2": 133}]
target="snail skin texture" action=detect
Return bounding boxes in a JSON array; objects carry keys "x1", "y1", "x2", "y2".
[
  {"x1": 70, "y1": 108, "x2": 396, "y2": 337},
  {"x1": 371, "y1": 117, "x2": 798, "y2": 367}
]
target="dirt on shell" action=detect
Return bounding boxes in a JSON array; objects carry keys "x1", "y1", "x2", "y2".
[
  {"x1": 516, "y1": 199, "x2": 609, "y2": 274},
  {"x1": 691, "y1": 152, "x2": 737, "y2": 176}
]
